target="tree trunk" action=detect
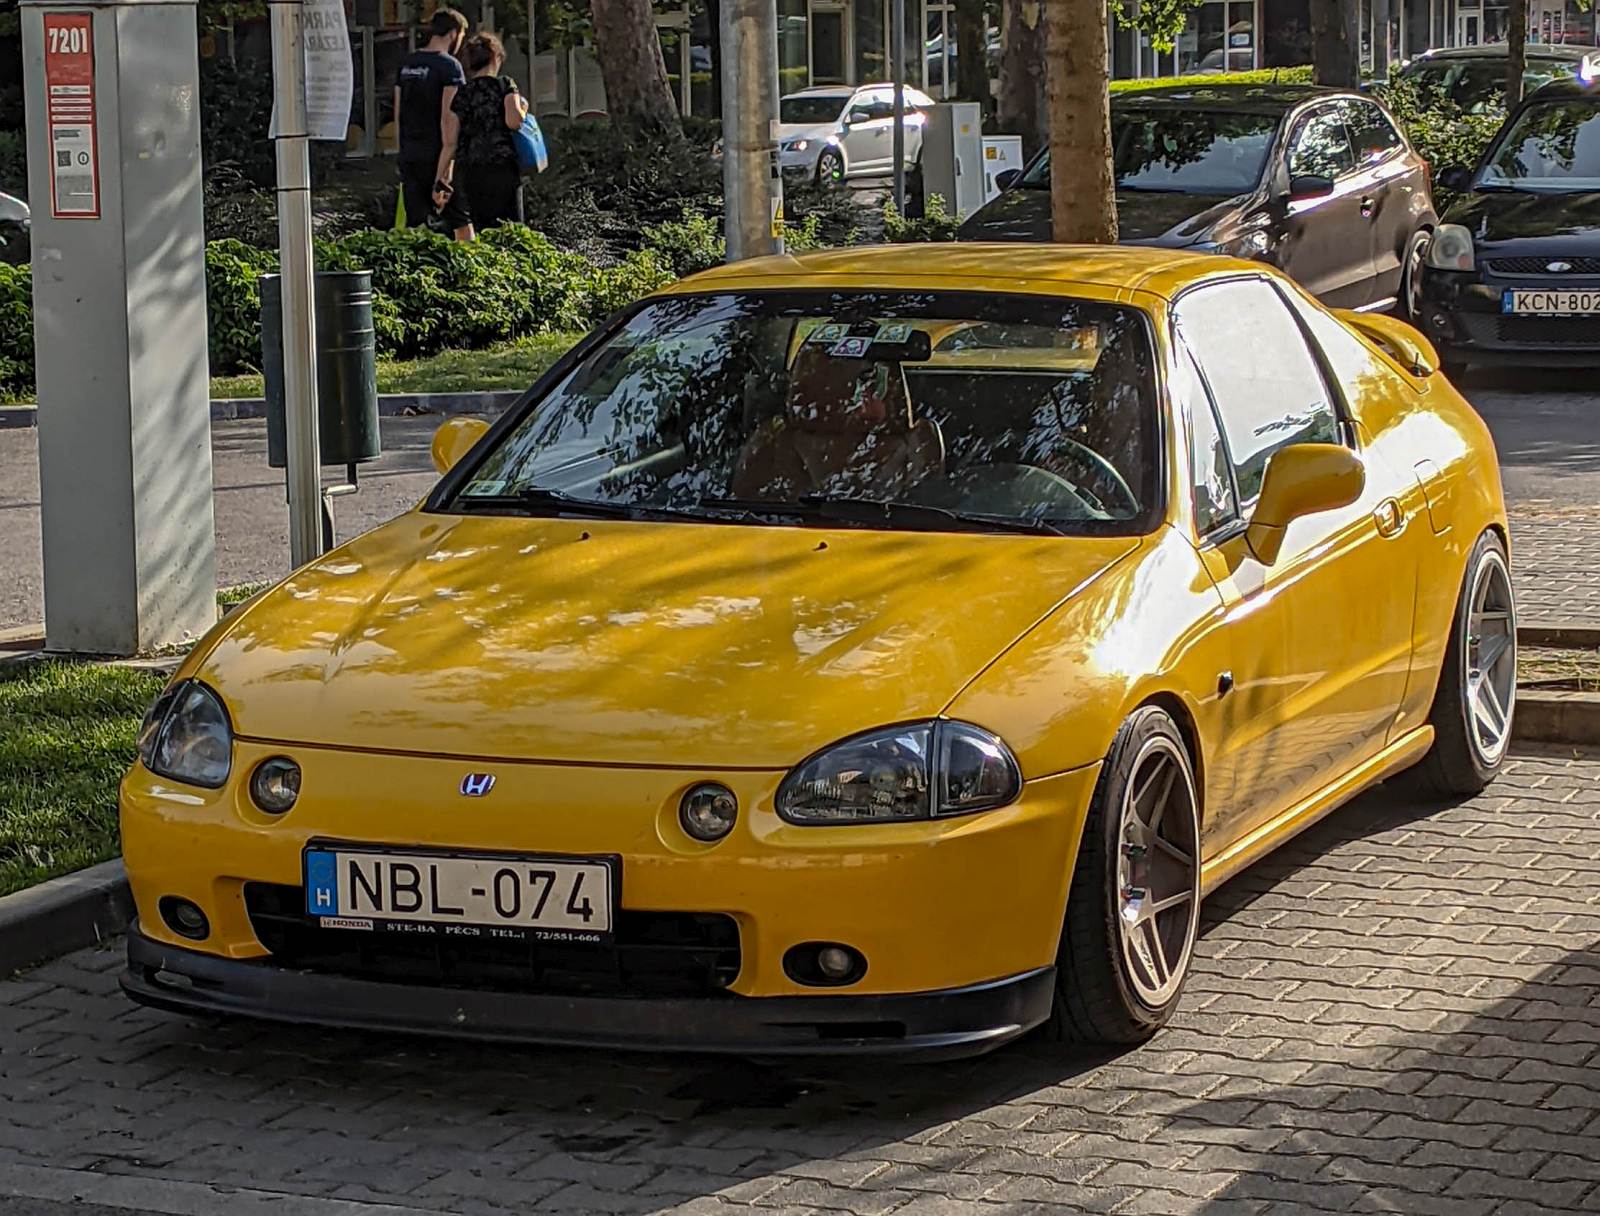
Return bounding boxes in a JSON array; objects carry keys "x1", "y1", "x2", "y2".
[
  {"x1": 1307, "y1": 0, "x2": 1358, "y2": 88},
  {"x1": 998, "y1": 0, "x2": 1047, "y2": 156},
  {"x1": 1507, "y1": 0, "x2": 1527, "y2": 107},
  {"x1": 590, "y1": 0, "x2": 680, "y2": 136},
  {"x1": 1046, "y1": 0, "x2": 1115, "y2": 243},
  {"x1": 954, "y1": 0, "x2": 989, "y2": 111}
]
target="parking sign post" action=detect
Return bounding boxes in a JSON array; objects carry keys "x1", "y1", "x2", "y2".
[{"x1": 20, "y1": 0, "x2": 217, "y2": 654}]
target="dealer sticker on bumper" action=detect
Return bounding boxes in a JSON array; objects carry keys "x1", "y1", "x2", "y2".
[
  {"x1": 1503, "y1": 289, "x2": 1600, "y2": 315},
  {"x1": 304, "y1": 846, "x2": 616, "y2": 942}
]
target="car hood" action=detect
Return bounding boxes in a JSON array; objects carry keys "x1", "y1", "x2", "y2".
[
  {"x1": 777, "y1": 121, "x2": 837, "y2": 144},
  {"x1": 957, "y1": 187, "x2": 1243, "y2": 246},
  {"x1": 1448, "y1": 188, "x2": 1600, "y2": 246},
  {"x1": 201, "y1": 513, "x2": 1139, "y2": 769}
]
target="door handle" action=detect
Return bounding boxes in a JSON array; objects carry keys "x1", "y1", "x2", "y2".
[
  {"x1": 1374, "y1": 498, "x2": 1404, "y2": 537},
  {"x1": 1360, "y1": 195, "x2": 1376, "y2": 217}
]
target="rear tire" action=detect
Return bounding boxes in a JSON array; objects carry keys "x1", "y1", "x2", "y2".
[
  {"x1": 1401, "y1": 229, "x2": 1431, "y2": 323},
  {"x1": 1044, "y1": 707, "x2": 1201, "y2": 1045},
  {"x1": 1410, "y1": 530, "x2": 1516, "y2": 797}
]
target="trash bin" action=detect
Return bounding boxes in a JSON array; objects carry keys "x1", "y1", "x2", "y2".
[{"x1": 261, "y1": 271, "x2": 381, "y2": 469}]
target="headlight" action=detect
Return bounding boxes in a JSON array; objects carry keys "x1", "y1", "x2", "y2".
[
  {"x1": 777, "y1": 721, "x2": 1021, "y2": 825},
  {"x1": 782, "y1": 139, "x2": 810, "y2": 153},
  {"x1": 1426, "y1": 223, "x2": 1475, "y2": 272},
  {"x1": 137, "y1": 680, "x2": 233, "y2": 788}
]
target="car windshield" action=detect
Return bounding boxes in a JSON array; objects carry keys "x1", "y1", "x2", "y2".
[
  {"x1": 443, "y1": 291, "x2": 1161, "y2": 536},
  {"x1": 1404, "y1": 58, "x2": 1575, "y2": 111},
  {"x1": 781, "y1": 95, "x2": 850, "y2": 125},
  {"x1": 1019, "y1": 108, "x2": 1277, "y2": 195},
  {"x1": 1480, "y1": 99, "x2": 1600, "y2": 191}
]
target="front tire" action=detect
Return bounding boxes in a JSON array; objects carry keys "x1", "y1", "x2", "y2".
[
  {"x1": 1411, "y1": 530, "x2": 1517, "y2": 797},
  {"x1": 1401, "y1": 229, "x2": 1431, "y2": 323},
  {"x1": 816, "y1": 148, "x2": 845, "y2": 189},
  {"x1": 1045, "y1": 707, "x2": 1201, "y2": 1045}
]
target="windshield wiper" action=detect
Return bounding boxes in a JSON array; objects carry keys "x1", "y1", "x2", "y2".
[
  {"x1": 455, "y1": 487, "x2": 708, "y2": 523},
  {"x1": 1115, "y1": 183, "x2": 1191, "y2": 194},
  {"x1": 774, "y1": 492, "x2": 1062, "y2": 537}
]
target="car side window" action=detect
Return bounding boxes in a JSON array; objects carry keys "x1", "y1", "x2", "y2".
[
  {"x1": 1173, "y1": 279, "x2": 1343, "y2": 505},
  {"x1": 1173, "y1": 341, "x2": 1239, "y2": 536},
  {"x1": 1341, "y1": 100, "x2": 1405, "y2": 167},
  {"x1": 1288, "y1": 109, "x2": 1356, "y2": 180}
]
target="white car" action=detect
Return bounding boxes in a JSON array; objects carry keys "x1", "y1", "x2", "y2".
[{"x1": 777, "y1": 84, "x2": 934, "y2": 185}]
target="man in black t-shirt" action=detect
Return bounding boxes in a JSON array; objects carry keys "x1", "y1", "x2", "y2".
[{"x1": 394, "y1": 8, "x2": 473, "y2": 240}]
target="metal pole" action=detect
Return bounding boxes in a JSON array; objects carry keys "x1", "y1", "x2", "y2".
[
  {"x1": 891, "y1": 0, "x2": 906, "y2": 213},
  {"x1": 269, "y1": 0, "x2": 323, "y2": 567},
  {"x1": 526, "y1": 0, "x2": 536, "y2": 96},
  {"x1": 720, "y1": 0, "x2": 783, "y2": 261}
]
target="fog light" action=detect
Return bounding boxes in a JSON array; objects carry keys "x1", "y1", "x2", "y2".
[
  {"x1": 680, "y1": 783, "x2": 737, "y2": 842},
  {"x1": 783, "y1": 941, "x2": 867, "y2": 987},
  {"x1": 158, "y1": 896, "x2": 210, "y2": 941},
  {"x1": 250, "y1": 756, "x2": 301, "y2": 813},
  {"x1": 817, "y1": 946, "x2": 854, "y2": 979}
]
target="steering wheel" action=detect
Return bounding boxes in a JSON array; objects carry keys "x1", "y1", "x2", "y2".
[{"x1": 1042, "y1": 438, "x2": 1140, "y2": 518}]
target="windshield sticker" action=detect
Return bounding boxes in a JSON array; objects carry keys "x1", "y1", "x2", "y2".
[
  {"x1": 807, "y1": 323, "x2": 850, "y2": 344},
  {"x1": 875, "y1": 323, "x2": 912, "y2": 344},
  {"x1": 464, "y1": 479, "x2": 507, "y2": 495},
  {"x1": 829, "y1": 336, "x2": 871, "y2": 358}
]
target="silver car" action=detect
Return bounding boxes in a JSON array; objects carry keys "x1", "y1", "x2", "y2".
[{"x1": 777, "y1": 84, "x2": 934, "y2": 185}]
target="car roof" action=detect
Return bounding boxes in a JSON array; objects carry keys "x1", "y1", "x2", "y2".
[
  {"x1": 666, "y1": 243, "x2": 1256, "y2": 303},
  {"x1": 785, "y1": 86, "x2": 855, "y2": 99},
  {"x1": 1521, "y1": 76, "x2": 1600, "y2": 102},
  {"x1": 1113, "y1": 83, "x2": 1346, "y2": 113},
  {"x1": 1406, "y1": 43, "x2": 1590, "y2": 63}
]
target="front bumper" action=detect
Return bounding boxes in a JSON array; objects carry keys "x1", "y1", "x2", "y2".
[
  {"x1": 1420, "y1": 267, "x2": 1600, "y2": 365},
  {"x1": 122, "y1": 926, "x2": 1056, "y2": 1057}
]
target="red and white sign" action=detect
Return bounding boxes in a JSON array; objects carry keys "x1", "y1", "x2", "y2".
[{"x1": 43, "y1": 13, "x2": 100, "y2": 219}]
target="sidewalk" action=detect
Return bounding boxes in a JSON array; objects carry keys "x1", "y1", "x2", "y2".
[{"x1": 1511, "y1": 508, "x2": 1600, "y2": 628}]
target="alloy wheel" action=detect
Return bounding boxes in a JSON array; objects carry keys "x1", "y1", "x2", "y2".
[
  {"x1": 1405, "y1": 232, "x2": 1430, "y2": 322},
  {"x1": 1115, "y1": 736, "x2": 1201, "y2": 1009},
  {"x1": 1464, "y1": 549, "x2": 1517, "y2": 767}
]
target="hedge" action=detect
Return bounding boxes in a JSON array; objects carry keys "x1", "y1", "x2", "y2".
[
  {"x1": 0, "y1": 262, "x2": 31, "y2": 400},
  {"x1": 1110, "y1": 66, "x2": 1314, "y2": 92}
]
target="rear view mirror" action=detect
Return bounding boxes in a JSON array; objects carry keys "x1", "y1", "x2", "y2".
[
  {"x1": 431, "y1": 416, "x2": 491, "y2": 475},
  {"x1": 1247, "y1": 443, "x2": 1365, "y2": 565},
  {"x1": 996, "y1": 169, "x2": 1022, "y2": 191},
  {"x1": 1287, "y1": 174, "x2": 1335, "y2": 202}
]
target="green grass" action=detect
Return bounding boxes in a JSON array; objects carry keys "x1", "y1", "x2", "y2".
[
  {"x1": 0, "y1": 661, "x2": 166, "y2": 899},
  {"x1": 217, "y1": 582, "x2": 271, "y2": 611},
  {"x1": 208, "y1": 332, "x2": 584, "y2": 400}
]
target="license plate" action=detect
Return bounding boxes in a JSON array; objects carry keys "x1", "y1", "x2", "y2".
[
  {"x1": 1503, "y1": 289, "x2": 1600, "y2": 315},
  {"x1": 303, "y1": 845, "x2": 617, "y2": 943}
]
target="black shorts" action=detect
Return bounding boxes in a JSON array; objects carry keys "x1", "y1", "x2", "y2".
[
  {"x1": 458, "y1": 162, "x2": 523, "y2": 230},
  {"x1": 399, "y1": 158, "x2": 472, "y2": 231}
]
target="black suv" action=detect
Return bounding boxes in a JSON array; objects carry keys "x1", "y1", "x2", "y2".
[
  {"x1": 1418, "y1": 77, "x2": 1600, "y2": 370},
  {"x1": 959, "y1": 85, "x2": 1437, "y2": 313}
]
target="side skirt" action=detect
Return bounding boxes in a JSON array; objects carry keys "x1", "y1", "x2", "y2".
[{"x1": 1198, "y1": 726, "x2": 1436, "y2": 897}]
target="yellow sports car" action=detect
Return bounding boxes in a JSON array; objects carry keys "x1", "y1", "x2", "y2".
[{"x1": 121, "y1": 245, "x2": 1514, "y2": 1055}]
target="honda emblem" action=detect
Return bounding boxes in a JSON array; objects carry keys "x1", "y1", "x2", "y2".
[{"x1": 459, "y1": 772, "x2": 496, "y2": 797}]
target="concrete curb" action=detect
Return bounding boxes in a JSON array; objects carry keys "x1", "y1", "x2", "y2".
[
  {"x1": 1519, "y1": 622, "x2": 1600, "y2": 650},
  {"x1": 1513, "y1": 689, "x2": 1600, "y2": 747},
  {"x1": 4, "y1": 390, "x2": 521, "y2": 430},
  {"x1": 0, "y1": 859, "x2": 132, "y2": 977}
]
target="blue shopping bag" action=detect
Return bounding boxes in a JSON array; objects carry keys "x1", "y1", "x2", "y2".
[{"x1": 513, "y1": 111, "x2": 548, "y2": 173}]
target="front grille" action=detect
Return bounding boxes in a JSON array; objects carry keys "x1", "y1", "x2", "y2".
[
  {"x1": 1495, "y1": 314, "x2": 1600, "y2": 346},
  {"x1": 1486, "y1": 256, "x2": 1600, "y2": 276},
  {"x1": 244, "y1": 883, "x2": 741, "y2": 998}
]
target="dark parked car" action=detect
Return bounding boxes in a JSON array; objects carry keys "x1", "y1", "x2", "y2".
[
  {"x1": 1418, "y1": 77, "x2": 1600, "y2": 370},
  {"x1": 959, "y1": 86, "x2": 1437, "y2": 312},
  {"x1": 1392, "y1": 44, "x2": 1596, "y2": 113}
]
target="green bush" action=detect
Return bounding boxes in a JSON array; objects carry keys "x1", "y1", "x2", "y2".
[
  {"x1": 641, "y1": 210, "x2": 725, "y2": 277},
  {"x1": 205, "y1": 239, "x2": 278, "y2": 375},
  {"x1": 1375, "y1": 77, "x2": 1504, "y2": 210},
  {"x1": 882, "y1": 193, "x2": 961, "y2": 243},
  {"x1": 0, "y1": 263, "x2": 33, "y2": 401},
  {"x1": 1110, "y1": 66, "x2": 1314, "y2": 92}
]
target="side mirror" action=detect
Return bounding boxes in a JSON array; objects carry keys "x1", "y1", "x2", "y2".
[
  {"x1": 996, "y1": 168, "x2": 1022, "y2": 191},
  {"x1": 1436, "y1": 165, "x2": 1472, "y2": 193},
  {"x1": 431, "y1": 416, "x2": 490, "y2": 475},
  {"x1": 1246, "y1": 443, "x2": 1365, "y2": 565},
  {"x1": 1287, "y1": 174, "x2": 1335, "y2": 202}
]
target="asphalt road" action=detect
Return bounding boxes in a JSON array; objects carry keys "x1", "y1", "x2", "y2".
[{"x1": 0, "y1": 369, "x2": 1595, "y2": 632}]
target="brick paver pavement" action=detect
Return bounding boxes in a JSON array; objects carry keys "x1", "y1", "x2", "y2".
[
  {"x1": 2, "y1": 748, "x2": 1599, "y2": 1216},
  {"x1": 1511, "y1": 509, "x2": 1600, "y2": 628}
]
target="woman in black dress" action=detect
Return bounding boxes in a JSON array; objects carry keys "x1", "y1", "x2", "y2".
[{"x1": 450, "y1": 33, "x2": 527, "y2": 231}]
